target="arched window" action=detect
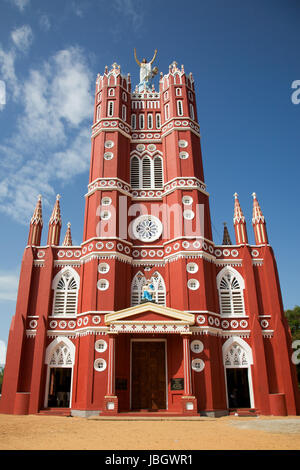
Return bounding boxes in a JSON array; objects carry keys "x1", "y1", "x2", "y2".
[
  {"x1": 147, "y1": 113, "x2": 153, "y2": 129},
  {"x1": 96, "y1": 105, "x2": 101, "y2": 121},
  {"x1": 108, "y1": 101, "x2": 114, "y2": 117},
  {"x1": 177, "y1": 100, "x2": 183, "y2": 116},
  {"x1": 139, "y1": 113, "x2": 145, "y2": 129},
  {"x1": 142, "y1": 156, "x2": 151, "y2": 188},
  {"x1": 164, "y1": 103, "x2": 169, "y2": 120},
  {"x1": 130, "y1": 156, "x2": 140, "y2": 188},
  {"x1": 131, "y1": 271, "x2": 166, "y2": 306},
  {"x1": 122, "y1": 104, "x2": 126, "y2": 121},
  {"x1": 189, "y1": 103, "x2": 195, "y2": 120},
  {"x1": 52, "y1": 268, "x2": 79, "y2": 316},
  {"x1": 131, "y1": 113, "x2": 136, "y2": 129},
  {"x1": 154, "y1": 156, "x2": 163, "y2": 188},
  {"x1": 156, "y1": 113, "x2": 161, "y2": 129},
  {"x1": 130, "y1": 155, "x2": 163, "y2": 190},
  {"x1": 217, "y1": 267, "x2": 245, "y2": 316}
]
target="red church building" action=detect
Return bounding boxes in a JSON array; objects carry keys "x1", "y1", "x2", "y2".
[{"x1": 0, "y1": 56, "x2": 299, "y2": 417}]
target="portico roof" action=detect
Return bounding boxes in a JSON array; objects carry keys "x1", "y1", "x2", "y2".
[{"x1": 104, "y1": 302, "x2": 195, "y2": 325}]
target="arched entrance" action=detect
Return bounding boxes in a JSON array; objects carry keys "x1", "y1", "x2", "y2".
[
  {"x1": 222, "y1": 337, "x2": 254, "y2": 409},
  {"x1": 44, "y1": 337, "x2": 75, "y2": 408}
]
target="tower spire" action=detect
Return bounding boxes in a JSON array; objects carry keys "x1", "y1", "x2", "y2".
[
  {"x1": 233, "y1": 192, "x2": 248, "y2": 244},
  {"x1": 47, "y1": 194, "x2": 62, "y2": 246},
  {"x1": 222, "y1": 222, "x2": 232, "y2": 245},
  {"x1": 62, "y1": 222, "x2": 73, "y2": 247},
  {"x1": 252, "y1": 192, "x2": 268, "y2": 245},
  {"x1": 28, "y1": 194, "x2": 43, "y2": 246}
]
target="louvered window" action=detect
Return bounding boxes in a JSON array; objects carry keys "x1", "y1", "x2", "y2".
[
  {"x1": 147, "y1": 113, "x2": 153, "y2": 129},
  {"x1": 108, "y1": 101, "x2": 114, "y2": 117},
  {"x1": 122, "y1": 104, "x2": 126, "y2": 121},
  {"x1": 154, "y1": 157, "x2": 163, "y2": 188},
  {"x1": 139, "y1": 113, "x2": 144, "y2": 129},
  {"x1": 156, "y1": 113, "x2": 161, "y2": 129},
  {"x1": 53, "y1": 271, "x2": 78, "y2": 316},
  {"x1": 96, "y1": 105, "x2": 101, "y2": 121},
  {"x1": 218, "y1": 270, "x2": 245, "y2": 316},
  {"x1": 131, "y1": 114, "x2": 136, "y2": 129},
  {"x1": 130, "y1": 157, "x2": 140, "y2": 188},
  {"x1": 142, "y1": 157, "x2": 151, "y2": 188},
  {"x1": 130, "y1": 155, "x2": 163, "y2": 190},
  {"x1": 190, "y1": 103, "x2": 195, "y2": 120},
  {"x1": 177, "y1": 100, "x2": 183, "y2": 116}
]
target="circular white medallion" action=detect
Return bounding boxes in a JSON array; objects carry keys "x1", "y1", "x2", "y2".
[
  {"x1": 187, "y1": 262, "x2": 198, "y2": 273},
  {"x1": 98, "y1": 263, "x2": 110, "y2": 274},
  {"x1": 187, "y1": 279, "x2": 199, "y2": 290},
  {"x1": 190, "y1": 340, "x2": 204, "y2": 354},
  {"x1": 95, "y1": 339, "x2": 107, "y2": 353},
  {"x1": 182, "y1": 195, "x2": 193, "y2": 205},
  {"x1": 94, "y1": 358, "x2": 107, "y2": 372},
  {"x1": 97, "y1": 279, "x2": 109, "y2": 291},
  {"x1": 132, "y1": 215, "x2": 162, "y2": 242},
  {"x1": 104, "y1": 140, "x2": 114, "y2": 148},
  {"x1": 191, "y1": 358, "x2": 205, "y2": 372}
]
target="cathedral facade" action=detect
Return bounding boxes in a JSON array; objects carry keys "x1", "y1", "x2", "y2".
[{"x1": 0, "y1": 57, "x2": 299, "y2": 417}]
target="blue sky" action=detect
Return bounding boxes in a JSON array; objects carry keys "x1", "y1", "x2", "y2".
[{"x1": 0, "y1": 0, "x2": 299, "y2": 357}]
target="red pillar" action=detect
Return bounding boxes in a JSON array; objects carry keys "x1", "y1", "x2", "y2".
[
  {"x1": 181, "y1": 333, "x2": 197, "y2": 414},
  {"x1": 103, "y1": 332, "x2": 118, "y2": 414}
]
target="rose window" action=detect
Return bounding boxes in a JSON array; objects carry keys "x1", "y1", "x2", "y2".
[{"x1": 132, "y1": 215, "x2": 162, "y2": 242}]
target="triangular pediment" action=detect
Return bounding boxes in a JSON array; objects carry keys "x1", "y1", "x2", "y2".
[{"x1": 105, "y1": 303, "x2": 195, "y2": 325}]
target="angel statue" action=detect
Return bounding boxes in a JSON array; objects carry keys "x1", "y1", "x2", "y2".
[
  {"x1": 134, "y1": 48, "x2": 158, "y2": 90},
  {"x1": 142, "y1": 279, "x2": 155, "y2": 302}
]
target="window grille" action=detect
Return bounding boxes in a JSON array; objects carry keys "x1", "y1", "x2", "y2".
[
  {"x1": 53, "y1": 271, "x2": 79, "y2": 316},
  {"x1": 218, "y1": 270, "x2": 245, "y2": 316}
]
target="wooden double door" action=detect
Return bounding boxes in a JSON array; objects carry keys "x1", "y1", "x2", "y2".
[{"x1": 131, "y1": 341, "x2": 166, "y2": 410}]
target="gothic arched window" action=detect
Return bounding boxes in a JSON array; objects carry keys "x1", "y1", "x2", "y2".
[
  {"x1": 131, "y1": 271, "x2": 166, "y2": 306},
  {"x1": 130, "y1": 156, "x2": 140, "y2": 188},
  {"x1": 217, "y1": 267, "x2": 245, "y2": 316},
  {"x1": 130, "y1": 155, "x2": 163, "y2": 190},
  {"x1": 154, "y1": 156, "x2": 163, "y2": 188},
  {"x1": 52, "y1": 268, "x2": 79, "y2": 316}
]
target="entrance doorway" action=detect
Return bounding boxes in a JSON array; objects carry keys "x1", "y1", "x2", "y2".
[
  {"x1": 226, "y1": 368, "x2": 251, "y2": 408},
  {"x1": 47, "y1": 367, "x2": 72, "y2": 408},
  {"x1": 131, "y1": 340, "x2": 166, "y2": 410}
]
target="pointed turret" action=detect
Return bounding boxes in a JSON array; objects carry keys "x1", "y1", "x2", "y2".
[
  {"x1": 252, "y1": 192, "x2": 268, "y2": 245},
  {"x1": 222, "y1": 222, "x2": 232, "y2": 245},
  {"x1": 62, "y1": 222, "x2": 73, "y2": 247},
  {"x1": 47, "y1": 194, "x2": 62, "y2": 246},
  {"x1": 28, "y1": 195, "x2": 43, "y2": 246},
  {"x1": 233, "y1": 193, "x2": 248, "y2": 244}
]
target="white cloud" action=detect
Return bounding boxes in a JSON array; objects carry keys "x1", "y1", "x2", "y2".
[
  {"x1": 0, "y1": 24, "x2": 33, "y2": 109},
  {"x1": 11, "y1": 25, "x2": 33, "y2": 52},
  {"x1": 112, "y1": 0, "x2": 144, "y2": 30},
  {"x1": 0, "y1": 341, "x2": 6, "y2": 365},
  {"x1": 10, "y1": 0, "x2": 30, "y2": 11},
  {"x1": 0, "y1": 47, "x2": 18, "y2": 103},
  {"x1": 0, "y1": 269, "x2": 19, "y2": 302},
  {"x1": 39, "y1": 14, "x2": 51, "y2": 32},
  {"x1": 0, "y1": 80, "x2": 6, "y2": 111},
  {"x1": 0, "y1": 45, "x2": 94, "y2": 224}
]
